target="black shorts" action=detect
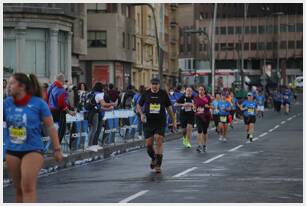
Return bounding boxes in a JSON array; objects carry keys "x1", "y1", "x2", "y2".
[
  {"x1": 6, "y1": 150, "x2": 43, "y2": 159},
  {"x1": 243, "y1": 115, "x2": 256, "y2": 125},
  {"x1": 219, "y1": 115, "x2": 228, "y2": 124},
  {"x1": 143, "y1": 125, "x2": 166, "y2": 139},
  {"x1": 282, "y1": 101, "x2": 290, "y2": 105},
  {"x1": 180, "y1": 113, "x2": 195, "y2": 128},
  {"x1": 213, "y1": 114, "x2": 220, "y2": 123},
  {"x1": 195, "y1": 116, "x2": 210, "y2": 134}
]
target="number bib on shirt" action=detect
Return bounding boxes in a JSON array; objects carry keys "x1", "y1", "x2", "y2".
[
  {"x1": 220, "y1": 116, "x2": 227, "y2": 123},
  {"x1": 284, "y1": 96, "x2": 289, "y2": 99},
  {"x1": 149, "y1": 103, "x2": 161, "y2": 114},
  {"x1": 248, "y1": 108, "x2": 255, "y2": 114},
  {"x1": 9, "y1": 126, "x2": 27, "y2": 144}
]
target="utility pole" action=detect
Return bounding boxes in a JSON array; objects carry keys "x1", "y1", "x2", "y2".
[
  {"x1": 241, "y1": 3, "x2": 248, "y2": 91},
  {"x1": 211, "y1": 3, "x2": 217, "y2": 96}
]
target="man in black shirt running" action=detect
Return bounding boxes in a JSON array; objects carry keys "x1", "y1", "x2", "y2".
[{"x1": 137, "y1": 78, "x2": 177, "y2": 173}]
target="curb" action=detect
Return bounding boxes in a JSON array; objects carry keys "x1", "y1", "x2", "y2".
[{"x1": 3, "y1": 130, "x2": 184, "y2": 183}]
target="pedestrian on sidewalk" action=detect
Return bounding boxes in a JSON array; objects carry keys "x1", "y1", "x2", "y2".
[
  {"x1": 4, "y1": 73, "x2": 63, "y2": 203},
  {"x1": 137, "y1": 78, "x2": 177, "y2": 173}
]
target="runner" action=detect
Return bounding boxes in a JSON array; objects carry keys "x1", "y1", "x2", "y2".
[
  {"x1": 137, "y1": 78, "x2": 177, "y2": 173},
  {"x1": 194, "y1": 85, "x2": 211, "y2": 153},
  {"x1": 175, "y1": 87, "x2": 195, "y2": 148},
  {"x1": 4, "y1": 73, "x2": 63, "y2": 203},
  {"x1": 212, "y1": 93, "x2": 221, "y2": 134},
  {"x1": 239, "y1": 92, "x2": 257, "y2": 142},
  {"x1": 282, "y1": 86, "x2": 292, "y2": 115},
  {"x1": 217, "y1": 92, "x2": 231, "y2": 142},
  {"x1": 256, "y1": 91, "x2": 265, "y2": 118}
]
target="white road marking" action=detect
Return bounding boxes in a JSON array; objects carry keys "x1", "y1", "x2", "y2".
[
  {"x1": 209, "y1": 127, "x2": 216, "y2": 131},
  {"x1": 119, "y1": 190, "x2": 149, "y2": 203},
  {"x1": 253, "y1": 137, "x2": 259, "y2": 141},
  {"x1": 287, "y1": 117, "x2": 293, "y2": 121},
  {"x1": 203, "y1": 154, "x2": 225, "y2": 164},
  {"x1": 274, "y1": 125, "x2": 280, "y2": 129},
  {"x1": 173, "y1": 167, "x2": 198, "y2": 178},
  {"x1": 292, "y1": 115, "x2": 297, "y2": 118},
  {"x1": 281, "y1": 121, "x2": 286, "y2": 124},
  {"x1": 228, "y1": 145, "x2": 243, "y2": 152},
  {"x1": 259, "y1": 132, "x2": 268, "y2": 137},
  {"x1": 269, "y1": 128, "x2": 274, "y2": 132}
]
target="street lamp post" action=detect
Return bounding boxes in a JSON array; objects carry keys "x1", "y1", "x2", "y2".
[
  {"x1": 127, "y1": 3, "x2": 164, "y2": 88},
  {"x1": 273, "y1": 12, "x2": 284, "y2": 86}
]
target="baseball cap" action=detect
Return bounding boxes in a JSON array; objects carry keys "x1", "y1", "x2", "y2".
[
  {"x1": 247, "y1": 92, "x2": 253, "y2": 96},
  {"x1": 151, "y1": 78, "x2": 160, "y2": 84}
]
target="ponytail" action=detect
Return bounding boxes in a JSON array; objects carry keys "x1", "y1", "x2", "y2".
[{"x1": 28, "y1": 74, "x2": 42, "y2": 97}]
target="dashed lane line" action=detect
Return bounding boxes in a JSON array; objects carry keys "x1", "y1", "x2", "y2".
[
  {"x1": 281, "y1": 121, "x2": 286, "y2": 124},
  {"x1": 203, "y1": 154, "x2": 225, "y2": 164},
  {"x1": 228, "y1": 145, "x2": 243, "y2": 152},
  {"x1": 119, "y1": 190, "x2": 149, "y2": 203},
  {"x1": 259, "y1": 132, "x2": 268, "y2": 137},
  {"x1": 172, "y1": 167, "x2": 198, "y2": 178}
]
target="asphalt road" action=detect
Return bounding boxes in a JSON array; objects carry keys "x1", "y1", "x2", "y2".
[{"x1": 3, "y1": 102, "x2": 303, "y2": 203}]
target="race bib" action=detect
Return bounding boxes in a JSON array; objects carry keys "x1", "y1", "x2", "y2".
[
  {"x1": 284, "y1": 96, "x2": 289, "y2": 99},
  {"x1": 149, "y1": 103, "x2": 161, "y2": 114},
  {"x1": 9, "y1": 126, "x2": 27, "y2": 144},
  {"x1": 184, "y1": 103, "x2": 193, "y2": 112},
  {"x1": 248, "y1": 108, "x2": 255, "y2": 114},
  {"x1": 197, "y1": 107, "x2": 204, "y2": 113},
  {"x1": 220, "y1": 116, "x2": 227, "y2": 123}
]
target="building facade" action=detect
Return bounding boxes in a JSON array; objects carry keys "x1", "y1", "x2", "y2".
[
  {"x1": 79, "y1": 3, "x2": 135, "y2": 90},
  {"x1": 3, "y1": 3, "x2": 87, "y2": 84},
  {"x1": 178, "y1": 3, "x2": 303, "y2": 88}
]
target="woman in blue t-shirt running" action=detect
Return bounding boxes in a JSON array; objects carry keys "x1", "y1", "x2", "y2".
[{"x1": 4, "y1": 73, "x2": 63, "y2": 202}]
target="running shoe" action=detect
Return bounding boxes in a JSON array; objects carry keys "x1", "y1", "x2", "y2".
[
  {"x1": 230, "y1": 124, "x2": 234, "y2": 129},
  {"x1": 219, "y1": 136, "x2": 223, "y2": 141},
  {"x1": 150, "y1": 159, "x2": 157, "y2": 169},
  {"x1": 249, "y1": 135, "x2": 253, "y2": 142},
  {"x1": 196, "y1": 145, "x2": 203, "y2": 153},
  {"x1": 246, "y1": 134, "x2": 250, "y2": 139},
  {"x1": 202, "y1": 145, "x2": 207, "y2": 152},
  {"x1": 222, "y1": 138, "x2": 227, "y2": 142},
  {"x1": 186, "y1": 140, "x2": 192, "y2": 148},
  {"x1": 155, "y1": 166, "x2": 161, "y2": 173}
]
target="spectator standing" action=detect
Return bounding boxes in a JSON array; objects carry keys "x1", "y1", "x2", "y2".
[{"x1": 47, "y1": 73, "x2": 76, "y2": 144}]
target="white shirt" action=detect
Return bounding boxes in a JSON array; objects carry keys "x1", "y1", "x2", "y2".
[{"x1": 95, "y1": 92, "x2": 104, "y2": 104}]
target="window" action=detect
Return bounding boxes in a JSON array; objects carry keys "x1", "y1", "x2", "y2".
[
  {"x1": 87, "y1": 3, "x2": 107, "y2": 13},
  {"x1": 188, "y1": 59, "x2": 192, "y2": 69},
  {"x1": 133, "y1": 35, "x2": 136, "y2": 50},
  {"x1": 148, "y1": 15, "x2": 153, "y2": 35},
  {"x1": 244, "y1": 42, "x2": 249, "y2": 50},
  {"x1": 288, "y1": 24, "x2": 295, "y2": 32},
  {"x1": 273, "y1": 41, "x2": 277, "y2": 50},
  {"x1": 288, "y1": 40, "x2": 295, "y2": 49},
  {"x1": 220, "y1": 27, "x2": 226, "y2": 35},
  {"x1": 280, "y1": 24, "x2": 287, "y2": 32},
  {"x1": 215, "y1": 27, "x2": 219, "y2": 35},
  {"x1": 244, "y1": 26, "x2": 250, "y2": 34},
  {"x1": 235, "y1": 43, "x2": 241, "y2": 50},
  {"x1": 228, "y1": 26, "x2": 234, "y2": 34},
  {"x1": 251, "y1": 42, "x2": 257, "y2": 50},
  {"x1": 4, "y1": 28, "x2": 16, "y2": 75},
  {"x1": 251, "y1": 26, "x2": 257, "y2": 33},
  {"x1": 228, "y1": 43, "x2": 234, "y2": 50},
  {"x1": 220, "y1": 43, "x2": 227, "y2": 51},
  {"x1": 25, "y1": 29, "x2": 48, "y2": 76},
  {"x1": 187, "y1": 43, "x2": 191, "y2": 52},
  {"x1": 215, "y1": 43, "x2": 219, "y2": 51},
  {"x1": 127, "y1": 34, "x2": 130, "y2": 49},
  {"x1": 122, "y1": 32, "x2": 125, "y2": 48},
  {"x1": 266, "y1": 42, "x2": 272, "y2": 50},
  {"x1": 296, "y1": 40, "x2": 302, "y2": 49},
  {"x1": 258, "y1": 42, "x2": 265, "y2": 50},
  {"x1": 266, "y1": 25, "x2": 273, "y2": 33},
  {"x1": 180, "y1": 44, "x2": 184, "y2": 53},
  {"x1": 280, "y1": 41, "x2": 287, "y2": 49},
  {"x1": 258, "y1": 25, "x2": 265, "y2": 34},
  {"x1": 296, "y1": 23, "x2": 302, "y2": 32},
  {"x1": 57, "y1": 31, "x2": 68, "y2": 74},
  {"x1": 87, "y1": 31, "x2": 107, "y2": 48},
  {"x1": 235, "y1": 26, "x2": 241, "y2": 34}
]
